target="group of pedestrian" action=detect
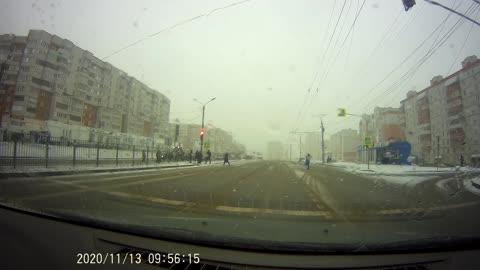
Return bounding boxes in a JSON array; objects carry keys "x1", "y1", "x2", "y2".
[
  {"x1": 190, "y1": 150, "x2": 229, "y2": 165},
  {"x1": 147, "y1": 147, "x2": 231, "y2": 166}
]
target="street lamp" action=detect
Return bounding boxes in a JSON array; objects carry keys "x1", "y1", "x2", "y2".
[{"x1": 193, "y1": 97, "x2": 216, "y2": 154}]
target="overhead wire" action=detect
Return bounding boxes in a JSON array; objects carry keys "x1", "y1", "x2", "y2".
[
  {"x1": 101, "y1": 0, "x2": 251, "y2": 60},
  {"x1": 342, "y1": 2, "x2": 462, "y2": 113},
  {"x1": 317, "y1": 0, "x2": 367, "y2": 87},
  {"x1": 294, "y1": 0, "x2": 366, "y2": 137},
  {"x1": 344, "y1": 0, "x2": 361, "y2": 69},
  {"x1": 290, "y1": 0, "x2": 338, "y2": 132},
  {"x1": 447, "y1": 5, "x2": 480, "y2": 74},
  {"x1": 322, "y1": 1, "x2": 474, "y2": 135},
  {"x1": 358, "y1": 2, "x2": 477, "y2": 113},
  {"x1": 292, "y1": 0, "x2": 348, "y2": 131}
]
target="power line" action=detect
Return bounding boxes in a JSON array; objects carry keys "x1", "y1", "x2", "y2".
[
  {"x1": 344, "y1": 2, "x2": 462, "y2": 112},
  {"x1": 425, "y1": 0, "x2": 480, "y2": 26},
  {"x1": 306, "y1": 0, "x2": 337, "y2": 92},
  {"x1": 359, "y1": 2, "x2": 478, "y2": 113},
  {"x1": 291, "y1": 0, "x2": 343, "y2": 132},
  {"x1": 329, "y1": 2, "x2": 477, "y2": 133},
  {"x1": 447, "y1": 6, "x2": 480, "y2": 74},
  {"x1": 332, "y1": 0, "x2": 353, "y2": 50},
  {"x1": 101, "y1": 0, "x2": 252, "y2": 60},
  {"x1": 317, "y1": 0, "x2": 367, "y2": 87},
  {"x1": 293, "y1": 0, "x2": 349, "y2": 131}
]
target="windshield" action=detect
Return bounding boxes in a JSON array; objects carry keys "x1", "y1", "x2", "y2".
[{"x1": 1, "y1": 0, "x2": 480, "y2": 253}]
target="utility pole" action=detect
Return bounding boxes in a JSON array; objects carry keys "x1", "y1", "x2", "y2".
[
  {"x1": 290, "y1": 144, "x2": 292, "y2": 161},
  {"x1": 299, "y1": 135, "x2": 302, "y2": 160},
  {"x1": 321, "y1": 120, "x2": 325, "y2": 163}
]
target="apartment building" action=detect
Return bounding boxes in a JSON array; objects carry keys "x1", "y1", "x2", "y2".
[
  {"x1": 329, "y1": 129, "x2": 359, "y2": 162},
  {"x1": 372, "y1": 106, "x2": 405, "y2": 146},
  {"x1": 400, "y1": 55, "x2": 480, "y2": 165},
  {"x1": 0, "y1": 30, "x2": 170, "y2": 144}
]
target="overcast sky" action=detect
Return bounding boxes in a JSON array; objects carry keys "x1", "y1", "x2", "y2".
[{"x1": 1, "y1": 0, "x2": 479, "y2": 155}]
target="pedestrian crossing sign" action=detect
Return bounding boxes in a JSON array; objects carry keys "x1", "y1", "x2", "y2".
[{"x1": 364, "y1": 136, "x2": 373, "y2": 147}]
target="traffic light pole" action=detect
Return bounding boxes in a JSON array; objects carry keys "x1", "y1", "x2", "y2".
[
  {"x1": 194, "y1": 98, "x2": 215, "y2": 154},
  {"x1": 200, "y1": 105, "x2": 205, "y2": 154}
]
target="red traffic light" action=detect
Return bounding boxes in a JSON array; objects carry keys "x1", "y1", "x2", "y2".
[{"x1": 199, "y1": 128, "x2": 205, "y2": 136}]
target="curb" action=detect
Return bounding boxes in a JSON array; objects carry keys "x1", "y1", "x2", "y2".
[{"x1": 0, "y1": 164, "x2": 195, "y2": 178}]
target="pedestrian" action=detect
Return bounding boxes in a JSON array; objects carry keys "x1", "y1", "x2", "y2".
[
  {"x1": 142, "y1": 149, "x2": 146, "y2": 162},
  {"x1": 198, "y1": 151, "x2": 203, "y2": 164},
  {"x1": 305, "y1": 153, "x2": 311, "y2": 169},
  {"x1": 460, "y1": 155, "x2": 465, "y2": 167},
  {"x1": 188, "y1": 150, "x2": 193, "y2": 163},
  {"x1": 194, "y1": 151, "x2": 199, "y2": 165},
  {"x1": 205, "y1": 150, "x2": 212, "y2": 164},
  {"x1": 156, "y1": 149, "x2": 161, "y2": 163},
  {"x1": 223, "y1": 152, "x2": 230, "y2": 166}
]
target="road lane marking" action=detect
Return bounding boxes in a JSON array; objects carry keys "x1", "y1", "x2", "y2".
[
  {"x1": 106, "y1": 191, "x2": 193, "y2": 207},
  {"x1": 215, "y1": 205, "x2": 332, "y2": 217},
  {"x1": 21, "y1": 172, "x2": 201, "y2": 201}
]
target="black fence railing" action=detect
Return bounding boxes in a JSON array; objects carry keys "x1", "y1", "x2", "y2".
[{"x1": 0, "y1": 133, "x2": 190, "y2": 169}]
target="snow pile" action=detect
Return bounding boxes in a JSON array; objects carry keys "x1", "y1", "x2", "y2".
[
  {"x1": 467, "y1": 177, "x2": 480, "y2": 195},
  {"x1": 322, "y1": 161, "x2": 480, "y2": 175}
]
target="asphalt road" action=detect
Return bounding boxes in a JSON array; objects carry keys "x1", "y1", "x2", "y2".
[{"x1": 1, "y1": 160, "x2": 480, "y2": 244}]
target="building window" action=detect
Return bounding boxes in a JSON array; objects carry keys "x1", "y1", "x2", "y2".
[{"x1": 70, "y1": 115, "x2": 81, "y2": 122}]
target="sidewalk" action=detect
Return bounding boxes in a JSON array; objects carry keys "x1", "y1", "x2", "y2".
[{"x1": 0, "y1": 159, "x2": 248, "y2": 178}]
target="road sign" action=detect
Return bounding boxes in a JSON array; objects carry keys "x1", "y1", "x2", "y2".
[
  {"x1": 364, "y1": 136, "x2": 373, "y2": 147},
  {"x1": 337, "y1": 108, "x2": 347, "y2": 117}
]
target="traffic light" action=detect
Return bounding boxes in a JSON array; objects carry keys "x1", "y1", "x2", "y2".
[
  {"x1": 337, "y1": 108, "x2": 346, "y2": 117},
  {"x1": 199, "y1": 128, "x2": 205, "y2": 137}
]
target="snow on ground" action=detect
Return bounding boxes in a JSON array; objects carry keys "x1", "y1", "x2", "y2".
[
  {"x1": 307, "y1": 161, "x2": 480, "y2": 187},
  {"x1": 315, "y1": 161, "x2": 480, "y2": 175},
  {"x1": 465, "y1": 177, "x2": 480, "y2": 196}
]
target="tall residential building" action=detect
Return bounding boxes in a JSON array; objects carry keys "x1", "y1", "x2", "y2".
[
  {"x1": 0, "y1": 30, "x2": 170, "y2": 144},
  {"x1": 400, "y1": 55, "x2": 480, "y2": 165},
  {"x1": 358, "y1": 113, "x2": 374, "y2": 140},
  {"x1": 372, "y1": 106, "x2": 405, "y2": 146}
]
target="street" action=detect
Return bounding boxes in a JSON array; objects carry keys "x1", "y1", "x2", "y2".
[{"x1": 1, "y1": 160, "x2": 480, "y2": 245}]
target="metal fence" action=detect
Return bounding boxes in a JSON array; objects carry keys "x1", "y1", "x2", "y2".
[{"x1": 0, "y1": 133, "x2": 186, "y2": 169}]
